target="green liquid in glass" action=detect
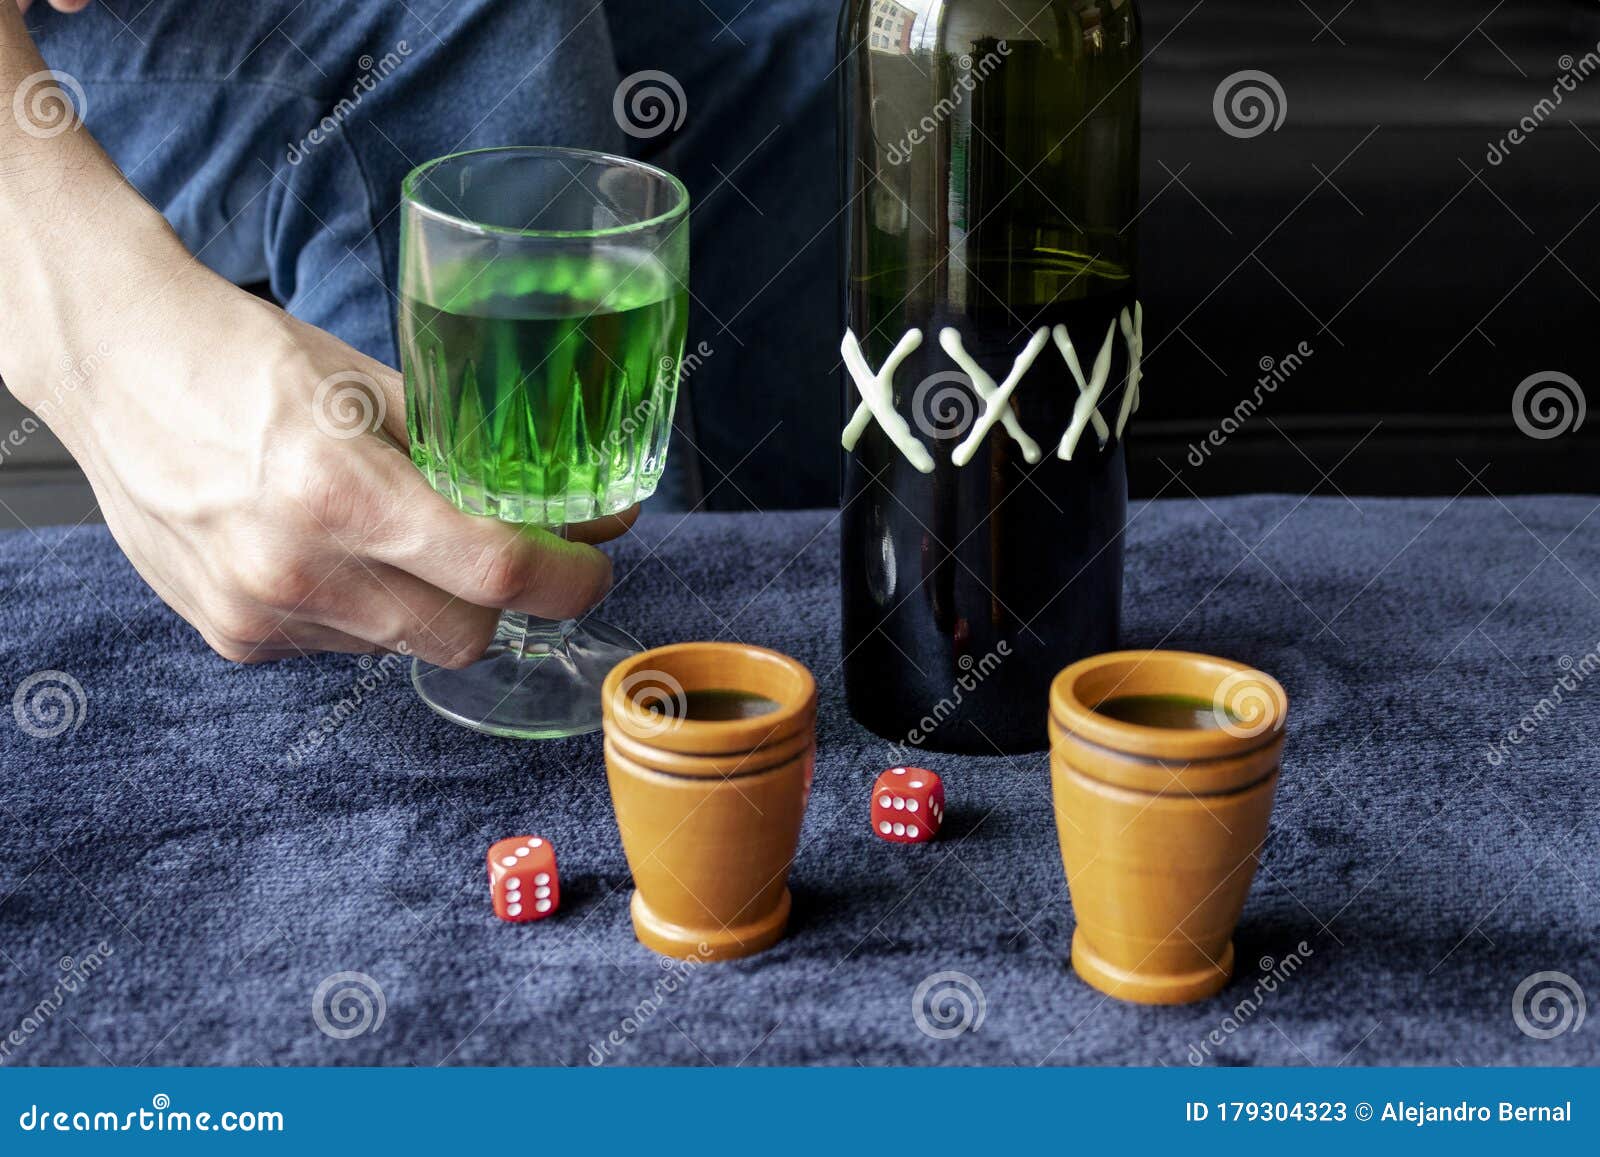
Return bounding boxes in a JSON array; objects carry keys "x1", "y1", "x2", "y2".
[
  {"x1": 1094, "y1": 694, "x2": 1230, "y2": 730},
  {"x1": 401, "y1": 248, "x2": 688, "y2": 525}
]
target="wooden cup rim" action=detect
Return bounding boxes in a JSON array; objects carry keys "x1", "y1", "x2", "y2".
[
  {"x1": 1049, "y1": 649, "x2": 1288, "y2": 764},
  {"x1": 601, "y1": 641, "x2": 817, "y2": 761}
]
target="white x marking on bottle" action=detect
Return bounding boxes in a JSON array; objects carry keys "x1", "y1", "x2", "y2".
[
  {"x1": 1114, "y1": 303, "x2": 1144, "y2": 439},
  {"x1": 937, "y1": 328, "x2": 1043, "y2": 465},
  {"x1": 949, "y1": 327, "x2": 1050, "y2": 467},
  {"x1": 840, "y1": 327, "x2": 932, "y2": 473},
  {"x1": 838, "y1": 301, "x2": 1146, "y2": 472},
  {"x1": 1055, "y1": 319, "x2": 1117, "y2": 460}
]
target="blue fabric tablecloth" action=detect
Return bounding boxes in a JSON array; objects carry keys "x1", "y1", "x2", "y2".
[{"x1": 1, "y1": 497, "x2": 1597, "y2": 1066}]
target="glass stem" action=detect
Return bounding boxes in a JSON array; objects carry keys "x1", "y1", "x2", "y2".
[
  {"x1": 500, "y1": 523, "x2": 573, "y2": 661},
  {"x1": 500, "y1": 611, "x2": 574, "y2": 660}
]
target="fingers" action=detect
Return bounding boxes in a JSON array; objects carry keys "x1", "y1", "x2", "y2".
[
  {"x1": 197, "y1": 550, "x2": 497, "y2": 668},
  {"x1": 305, "y1": 559, "x2": 503, "y2": 668},
  {"x1": 567, "y1": 504, "x2": 639, "y2": 544},
  {"x1": 223, "y1": 625, "x2": 382, "y2": 664},
  {"x1": 195, "y1": 605, "x2": 387, "y2": 665},
  {"x1": 360, "y1": 446, "x2": 614, "y2": 621}
]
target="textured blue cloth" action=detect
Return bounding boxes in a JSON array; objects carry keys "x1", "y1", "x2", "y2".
[{"x1": 1, "y1": 497, "x2": 1597, "y2": 1066}]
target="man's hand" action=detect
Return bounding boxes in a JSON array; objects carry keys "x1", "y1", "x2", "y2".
[
  {"x1": 14, "y1": 251, "x2": 628, "y2": 666},
  {"x1": 16, "y1": 2, "x2": 95, "y2": 13},
  {"x1": 0, "y1": 5, "x2": 629, "y2": 666}
]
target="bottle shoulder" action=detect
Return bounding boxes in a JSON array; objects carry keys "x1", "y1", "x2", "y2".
[{"x1": 843, "y1": 0, "x2": 1140, "y2": 56}]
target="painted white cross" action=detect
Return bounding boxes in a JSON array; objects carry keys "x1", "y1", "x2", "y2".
[
  {"x1": 1114, "y1": 303, "x2": 1144, "y2": 439},
  {"x1": 1055, "y1": 319, "x2": 1117, "y2": 460},
  {"x1": 937, "y1": 328, "x2": 1043, "y2": 465},
  {"x1": 946, "y1": 327, "x2": 1051, "y2": 467},
  {"x1": 840, "y1": 327, "x2": 933, "y2": 474}
]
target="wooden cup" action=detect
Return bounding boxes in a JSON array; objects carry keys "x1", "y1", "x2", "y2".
[
  {"x1": 1049, "y1": 650, "x2": 1288, "y2": 1004},
  {"x1": 601, "y1": 642, "x2": 816, "y2": 961}
]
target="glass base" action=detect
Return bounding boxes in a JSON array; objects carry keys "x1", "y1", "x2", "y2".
[{"x1": 411, "y1": 615, "x2": 644, "y2": 739}]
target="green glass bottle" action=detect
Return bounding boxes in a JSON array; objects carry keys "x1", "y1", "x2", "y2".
[{"x1": 839, "y1": 0, "x2": 1143, "y2": 753}]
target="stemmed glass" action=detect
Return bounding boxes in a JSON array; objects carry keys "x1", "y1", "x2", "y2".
[{"x1": 398, "y1": 147, "x2": 689, "y2": 737}]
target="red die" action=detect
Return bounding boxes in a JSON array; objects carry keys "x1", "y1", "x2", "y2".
[
  {"x1": 487, "y1": 836, "x2": 559, "y2": 922},
  {"x1": 871, "y1": 767, "x2": 944, "y2": 843}
]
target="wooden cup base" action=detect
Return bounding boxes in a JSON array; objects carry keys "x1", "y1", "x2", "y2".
[
  {"x1": 1070, "y1": 929, "x2": 1234, "y2": 1005},
  {"x1": 630, "y1": 888, "x2": 792, "y2": 962}
]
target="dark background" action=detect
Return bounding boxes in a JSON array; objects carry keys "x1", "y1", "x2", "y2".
[{"x1": 1127, "y1": 0, "x2": 1600, "y2": 499}]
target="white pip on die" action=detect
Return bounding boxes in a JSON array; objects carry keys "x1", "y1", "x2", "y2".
[{"x1": 870, "y1": 767, "x2": 944, "y2": 844}]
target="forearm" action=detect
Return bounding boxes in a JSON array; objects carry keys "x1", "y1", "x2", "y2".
[{"x1": 0, "y1": 3, "x2": 190, "y2": 408}]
